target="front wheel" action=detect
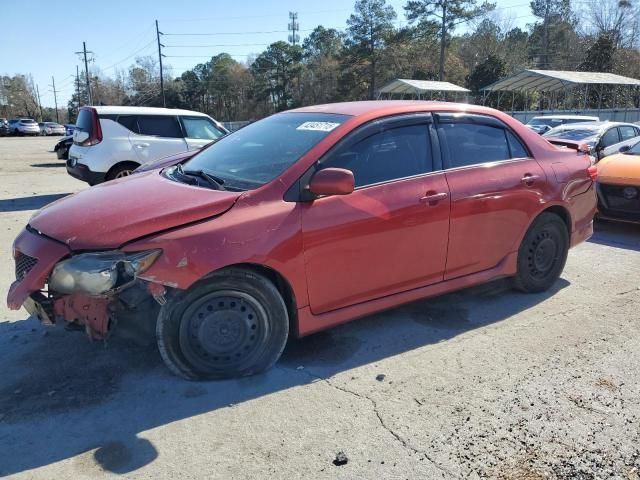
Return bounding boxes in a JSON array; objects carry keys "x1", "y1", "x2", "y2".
[
  {"x1": 156, "y1": 268, "x2": 289, "y2": 380},
  {"x1": 512, "y1": 212, "x2": 569, "y2": 293}
]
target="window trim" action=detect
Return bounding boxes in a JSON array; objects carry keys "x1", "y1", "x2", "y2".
[
  {"x1": 434, "y1": 112, "x2": 532, "y2": 172},
  {"x1": 285, "y1": 113, "x2": 441, "y2": 202}
]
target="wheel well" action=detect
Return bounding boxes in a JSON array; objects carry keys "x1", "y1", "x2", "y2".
[
  {"x1": 106, "y1": 161, "x2": 140, "y2": 178},
  {"x1": 543, "y1": 205, "x2": 572, "y2": 234},
  {"x1": 216, "y1": 263, "x2": 298, "y2": 337}
]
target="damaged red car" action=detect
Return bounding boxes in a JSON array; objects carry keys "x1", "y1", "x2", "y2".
[{"x1": 8, "y1": 101, "x2": 597, "y2": 380}]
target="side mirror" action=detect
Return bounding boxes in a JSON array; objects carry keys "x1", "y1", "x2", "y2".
[
  {"x1": 308, "y1": 168, "x2": 355, "y2": 197},
  {"x1": 619, "y1": 145, "x2": 631, "y2": 153}
]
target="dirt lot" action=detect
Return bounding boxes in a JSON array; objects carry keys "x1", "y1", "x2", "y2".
[{"x1": 1, "y1": 136, "x2": 640, "y2": 479}]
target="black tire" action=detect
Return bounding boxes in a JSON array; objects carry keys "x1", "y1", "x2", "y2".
[
  {"x1": 106, "y1": 162, "x2": 139, "y2": 181},
  {"x1": 157, "y1": 268, "x2": 289, "y2": 380},
  {"x1": 512, "y1": 212, "x2": 569, "y2": 293}
]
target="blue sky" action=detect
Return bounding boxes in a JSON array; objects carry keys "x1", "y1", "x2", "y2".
[{"x1": 1, "y1": 0, "x2": 534, "y2": 108}]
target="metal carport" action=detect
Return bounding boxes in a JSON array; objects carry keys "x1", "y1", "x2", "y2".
[{"x1": 378, "y1": 79, "x2": 470, "y2": 101}]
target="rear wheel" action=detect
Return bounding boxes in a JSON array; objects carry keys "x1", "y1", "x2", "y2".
[
  {"x1": 106, "y1": 162, "x2": 139, "y2": 181},
  {"x1": 157, "y1": 268, "x2": 289, "y2": 380},
  {"x1": 512, "y1": 212, "x2": 569, "y2": 293}
]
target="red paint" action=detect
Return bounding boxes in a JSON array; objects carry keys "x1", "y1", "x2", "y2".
[
  {"x1": 53, "y1": 293, "x2": 111, "y2": 339},
  {"x1": 8, "y1": 101, "x2": 597, "y2": 341},
  {"x1": 308, "y1": 168, "x2": 355, "y2": 196}
]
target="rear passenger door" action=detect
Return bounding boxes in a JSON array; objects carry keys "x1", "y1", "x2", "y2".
[
  {"x1": 123, "y1": 115, "x2": 188, "y2": 163},
  {"x1": 179, "y1": 116, "x2": 227, "y2": 151},
  {"x1": 435, "y1": 113, "x2": 546, "y2": 280}
]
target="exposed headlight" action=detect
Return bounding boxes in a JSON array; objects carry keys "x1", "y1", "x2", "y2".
[{"x1": 49, "y1": 249, "x2": 161, "y2": 295}]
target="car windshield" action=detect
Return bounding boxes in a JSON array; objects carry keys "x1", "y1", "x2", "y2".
[
  {"x1": 178, "y1": 112, "x2": 350, "y2": 189},
  {"x1": 528, "y1": 118, "x2": 557, "y2": 126},
  {"x1": 543, "y1": 125, "x2": 603, "y2": 140},
  {"x1": 20, "y1": 119, "x2": 35, "y2": 124}
]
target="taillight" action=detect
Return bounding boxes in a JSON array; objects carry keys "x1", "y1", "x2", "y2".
[
  {"x1": 79, "y1": 107, "x2": 102, "y2": 146},
  {"x1": 588, "y1": 165, "x2": 598, "y2": 181}
]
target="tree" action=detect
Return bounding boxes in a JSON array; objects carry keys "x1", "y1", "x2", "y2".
[
  {"x1": 405, "y1": 0, "x2": 495, "y2": 81},
  {"x1": 579, "y1": 34, "x2": 616, "y2": 72},
  {"x1": 344, "y1": 0, "x2": 397, "y2": 99},
  {"x1": 583, "y1": 0, "x2": 640, "y2": 48},
  {"x1": 251, "y1": 41, "x2": 303, "y2": 112},
  {"x1": 465, "y1": 53, "x2": 505, "y2": 94},
  {"x1": 301, "y1": 27, "x2": 344, "y2": 104},
  {"x1": 529, "y1": 0, "x2": 574, "y2": 68}
]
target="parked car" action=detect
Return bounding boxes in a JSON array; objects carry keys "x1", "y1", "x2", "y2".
[
  {"x1": 601, "y1": 134, "x2": 640, "y2": 158},
  {"x1": 543, "y1": 121, "x2": 640, "y2": 160},
  {"x1": 526, "y1": 115, "x2": 599, "y2": 134},
  {"x1": 596, "y1": 140, "x2": 640, "y2": 223},
  {"x1": 8, "y1": 101, "x2": 597, "y2": 380},
  {"x1": 0, "y1": 119, "x2": 9, "y2": 136},
  {"x1": 64, "y1": 124, "x2": 76, "y2": 136},
  {"x1": 8, "y1": 118, "x2": 41, "y2": 136},
  {"x1": 38, "y1": 122, "x2": 66, "y2": 136},
  {"x1": 67, "y1": 106, "x2": 228, "y2": 185},
  {"x1": 53, "y1": 135, "x2": 73, "y2": 160},
  {"x1": 134, "y1": 149, "x2": 199, "y2": 173}
]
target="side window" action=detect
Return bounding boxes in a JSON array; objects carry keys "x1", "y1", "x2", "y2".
[
  {"x1": 117, "y1": 115, "x2": 140, "y2": 134},
  {"x1": 601, "y1": 128, "x2": 620, "y2": 148},
  {"x1": 439, "y1": 122, "x2": 510, "y2": 168},
  {"x1": 137, "y1": 115, "x2": 182, "y2": 138},
  {"x1": 322, "y1": 124, "x2": 432, "y2": 188},
  {"x1": 506, "y1": 130, "x2": 529, "y2": 158},
  {"x1": 619, "y1": 126, "x2": 638, "y2": 141},
  {"x1": 181, "y1": 116, "x2": 226, "y2": 140}
]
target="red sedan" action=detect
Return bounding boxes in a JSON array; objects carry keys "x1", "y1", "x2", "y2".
[{"x1": 8, "y1": 101, "x2": 597, "y2": 379}]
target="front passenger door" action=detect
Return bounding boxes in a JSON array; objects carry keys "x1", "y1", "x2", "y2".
[
  {"x1": 301, "y1": 116, "x2": 451, "y2": 314},
  {"x1": 129, "y1": 115, "x2": 188, "y2": 163}
]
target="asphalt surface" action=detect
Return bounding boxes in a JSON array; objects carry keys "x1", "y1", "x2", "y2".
[{"x1": 1, "y1": 136, "x2": 639, "y2": 479}]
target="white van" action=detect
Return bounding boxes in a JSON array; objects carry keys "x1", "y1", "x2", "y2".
[{"x1": 68, "y1": 106, "x2": 228, "y2": 185}]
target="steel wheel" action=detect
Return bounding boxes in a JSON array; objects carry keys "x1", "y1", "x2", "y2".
[
  {"x1": 513, "y1": 212, "x2": 569, "y2": 293},
  {"x1": 179, "y1": 291, "x2": 268, "y2": 372},
  {"x1": 115, "y1": 169, "x2": 132, "y2": 178}
]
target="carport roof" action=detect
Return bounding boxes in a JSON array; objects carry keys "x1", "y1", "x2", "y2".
[
  {"x1": 482, "y1": 69, "x2": 640, "y2": 93},
  {"x1": 379, "y1": 79, "x2": 470, "y2": 95}
]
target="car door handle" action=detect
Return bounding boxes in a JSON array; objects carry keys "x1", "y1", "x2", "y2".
[
  {"x1": 521, "y1": 174, "x2": 540, "y2": 185},
  {"x1": 134, "y1": 143, "x2": 150, "y2": 148},
  {"x1": 420, "y1": 192, "x2": 448, "y2": 204}
]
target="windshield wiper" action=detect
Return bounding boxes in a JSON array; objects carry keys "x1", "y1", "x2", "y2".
[{"x1": 182, "y1": 167, "x2": 226, "y2": 191}]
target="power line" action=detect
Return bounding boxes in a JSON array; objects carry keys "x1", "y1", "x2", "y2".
[
  {"x1": 156, "y1": 19, "x2": 166, "y2": 107},
  {"x1": 75, "y1": 42, "x2": 94, "y2": 105}
]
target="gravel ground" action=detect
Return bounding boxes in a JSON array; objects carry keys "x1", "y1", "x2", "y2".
[{"x1": 1, "y1": 136, "x2": 639, "y2": 479}]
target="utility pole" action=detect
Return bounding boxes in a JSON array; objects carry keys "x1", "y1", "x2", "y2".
[
  {"x1": 76, "y1": 65, "x2": 81, "y2": 110},
  {"x1": 75, "y1": 42, "x2": 93, "y2": 105},
  {"x1": 35, "y1": 84, "x2": 43, "y2": 121},
  {"x1": 49, "y1": 76, "x2": 59, "y2": 123},
  {"x1": 156, "y1": 20, "x2": 166, "y2": 107},
  {"x1": 288, "y1": 12, "x2": 299, "y2": 46}
]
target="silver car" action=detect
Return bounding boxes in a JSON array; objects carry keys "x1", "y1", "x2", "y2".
[
  {"x1": 9, "y1": 118, "x2": 41, "y2": 136},
  {"x1": 38, "y1": 122, "x2": 66, "y2": 136}
]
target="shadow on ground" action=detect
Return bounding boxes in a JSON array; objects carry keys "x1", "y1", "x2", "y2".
[
  {"x1": 589, "y1": 219, "x2": 640, "y2": 252},
  {"x1": 31, "y1": 163, "x2": 65, "y2": 168},
  {"x1": 0, "y1": 277, "x2": 568, "y2": 476},
  {"x1": 0, "y1": 193, "x2": 70, "y2": 212}
]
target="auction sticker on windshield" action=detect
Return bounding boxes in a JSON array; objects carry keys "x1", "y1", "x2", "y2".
[{"x1": 296, "y1": 122, "x2": 341, "y2": 132}]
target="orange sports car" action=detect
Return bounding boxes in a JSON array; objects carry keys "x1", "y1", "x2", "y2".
[{"x1": 597, "y1": 141, "x2": 640, "y2": 223}]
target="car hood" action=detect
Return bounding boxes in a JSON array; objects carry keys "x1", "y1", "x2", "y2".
[
  {"x1": 29, "y1": 170, "x2": 242, "y2": 250},
  {"x1": 597, "y1": 154, "x2": 640, "y2": 186}
]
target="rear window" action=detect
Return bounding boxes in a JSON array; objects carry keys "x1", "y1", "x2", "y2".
[
  {"x1": 20, "y1": 119, "x2": 36, "y2": 124},
  {"x1": 76, "y1": 109, "x2": 94, "y2": 135},
  {"x1": 137, "y1": 115, "x2": 182, "y2": 138}
]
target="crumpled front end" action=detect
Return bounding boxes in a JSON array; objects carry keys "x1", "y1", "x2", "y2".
[{"x1": 8, "y1": 226, "x2": 164, "y2": 340}]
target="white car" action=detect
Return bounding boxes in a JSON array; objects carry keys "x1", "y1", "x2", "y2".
[
  {"x1": 526, "y1": 115, "x2": 600, "y2": 135},
  {"x1": 67, "y1": 106, "x2": 229, "y2": 185},
  {"x1": 38, "y1": 122, "x2": 66, "y2": 136},
  {"x1": 8, "y1": 118, "x2": 41, "y2": 136}
]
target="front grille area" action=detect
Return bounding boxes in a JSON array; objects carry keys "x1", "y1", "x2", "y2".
[
  {"x1": 15, "y1": 252, "x2": 38, "y2": 281},
  {"x1": 599, "y1": 183, "x2": 640, "y2": 215}
]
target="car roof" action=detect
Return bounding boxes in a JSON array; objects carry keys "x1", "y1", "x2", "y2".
[
  {"x1": 91, "y1": 106, "x2": 212, "y2": 117},
  {"x1": 531, "y1": 115, "x2": 599, "y2": 120},
  {"x1": 288, "y1": 100, "x2": 502, "y2": 117},
  {"x1": 552, "y1": 121, "x2": 637, "y2": 128}
]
